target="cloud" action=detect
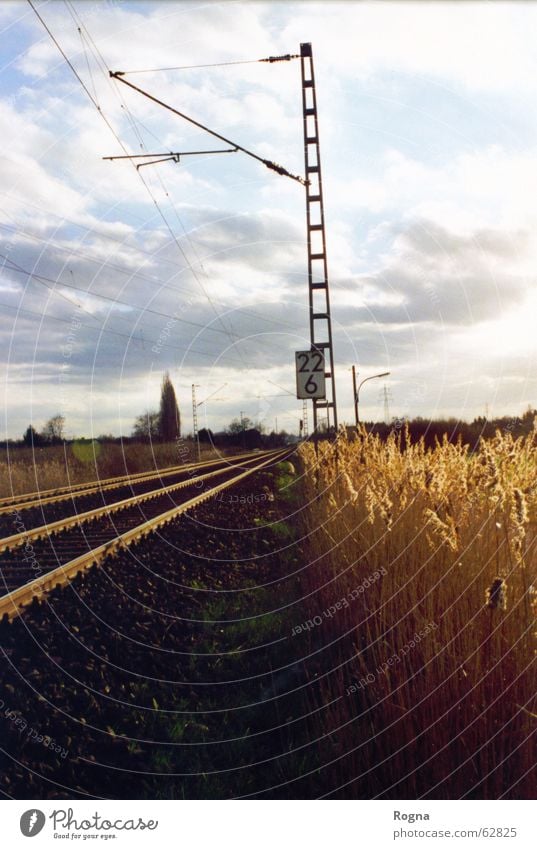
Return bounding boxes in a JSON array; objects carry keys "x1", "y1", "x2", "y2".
[
  {"x1": 2, "y1": 1, "x2": 536, "y2": 436},
  {"x1": 281, "y1": 2, "x2": 537, "y2": 93},
  {"x1": 331, "y1": 218, "x2": 531, "y2": 333}
]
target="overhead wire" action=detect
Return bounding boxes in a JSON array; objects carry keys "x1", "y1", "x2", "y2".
[
  {"x1": 28, "y1": 0, "x2": 244, "y2": 369},
  {"x1": 108, "y1": 71, "x2": 307, "y2": 186},
  {"x1": 26, "y1": 0, "x2": 307, "y2": 376},
  {"x1": 17, "y1": 4, "x2": 306, "y2": 344},
  {"x1": 45, "y1": 0, "x2": 307, "y2": 370},
  {"x1": 62, "y1": 0, "x2": 250, "y2": 367},
  {"x1": 0, "y1": 221, "x2": 304, "y2": 334},
  {"x1": 0, "y1": 300, "x2": 248, "y2": 366},
  {"x1": 1, "y1": 255, "x2": 306, "y2": 383},
  {"x1": 77, "y1": 25, "x2": 99, "y2": 106},
  {"x1": 0, "y1": 253, "x2": 263, "y2": 343},
  {"x1": 1, "y1": 252, "x2": 102, "y2": 325},
  {"x1": 117, "y1": 59, "x2": 275, "y2": 74}
]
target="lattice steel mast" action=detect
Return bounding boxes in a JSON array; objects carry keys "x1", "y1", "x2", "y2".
[
  {"x1": 300, "y1": 42, "x2": 338, "y2": 432},
  {"x1": 108, "y1": 45, "x2": 338, "y2": 432},
  {"x1": 191, "y1": 384, "x2": 200, "y2": 459}
]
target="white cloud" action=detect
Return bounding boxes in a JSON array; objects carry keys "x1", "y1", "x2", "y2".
[
  {"x1": 329, "y1": 145, "x2": 537, "y2": 232},
  {"x1": 2, "y1": 1, "x2": 536, "y2": 435},
  {"x1": 281, "y1": 2, "x2": 537, "y2": 93}
]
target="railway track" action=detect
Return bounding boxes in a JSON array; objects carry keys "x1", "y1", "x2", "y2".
[
  {"x1": 0, "y1": 448, "x2": 288, "y2": 621},
  {"x1": 0, "y1": 448, "x2": 261, "y2": 521},
  {"x1": 4, "y1": 453, "x2": 287, "y2": 543}
]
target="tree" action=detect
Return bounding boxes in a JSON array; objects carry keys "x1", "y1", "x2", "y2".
[
  {"x1": 159, "y1": 372, "x2": 181, "y2": 441},
  {"x1": 198, "y1": 427, "x2": 214, "y2": 443},
  {"x1": 132, "y1": 410, "x2": 160, "y2": 442},
  {"x1": 22, "y1": 424, "x2": 42, "y2": 447},
  {"x1": 97, "y1": 433, "x2": 116, "y2": 442},
  {"x1": 227, "y1": 416, "x2": 253, "y2": 434},
  {"x1": 42, "y1": 414, "x2": 65, "y2": 444}
]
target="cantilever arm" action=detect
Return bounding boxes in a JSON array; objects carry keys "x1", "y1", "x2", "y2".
[{"x1": 109, "y1": 71, "x2": 308, "y2": 186}]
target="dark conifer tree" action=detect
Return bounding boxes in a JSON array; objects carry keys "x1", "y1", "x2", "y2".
[{"x1": 159, "y1": 372, "x2": 181, "y2": 441}]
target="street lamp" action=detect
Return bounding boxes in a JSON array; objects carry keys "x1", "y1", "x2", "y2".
[
  {"x1": 192, "y1": 383, "x2": 226, "y2": 461},
  {"x1": 353, "y1": 370, "x2": 390, "y2": 425}
]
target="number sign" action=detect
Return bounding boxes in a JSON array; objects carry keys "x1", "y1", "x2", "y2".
[{"x1": 295, "y1": 350, "x2": 326, "y2": 399}]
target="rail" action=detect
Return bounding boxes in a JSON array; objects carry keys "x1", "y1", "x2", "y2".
[
  {"x1": 0, "y1": 449, "x2": 288, "y2": 621},
  {"x1": 0, "y1": 450, "x2": 284, "y2": 552},
  {"x1": 0, "y1": 449, "x2": 264, "y2": 512}
]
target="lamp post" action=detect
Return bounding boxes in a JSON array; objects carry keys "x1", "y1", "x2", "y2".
[
  {"x1": 355, "y1": 371, "x2": 390, "y2": 425},
  {"x1": 193, "y1": 383, "x2": 226, "y2": 461},
  {"x1": 352, "y1": 365, "x2": 358, "y2": 427}
]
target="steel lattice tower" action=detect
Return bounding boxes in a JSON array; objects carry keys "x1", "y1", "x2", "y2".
[{"x1": 300, "y1": 42, "x2": 338, "y2": 433}]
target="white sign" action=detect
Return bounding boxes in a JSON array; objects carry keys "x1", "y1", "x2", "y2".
[{"x1": 295, "y1": 349, "x2": 326, "y2": 399}]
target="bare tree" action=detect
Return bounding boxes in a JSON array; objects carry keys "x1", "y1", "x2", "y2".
[
  {"x1": 42, "y1": 414, "x2": 65, "y2": 443},
  {"x1": 227, "y1": 416, "x2": 253, "y2": 434},
  {"x1": 132, "y1": 410, "x2": 160, "y2": 442},
  {"x1": 159, "y1": 372, "x2": 181, "y2": 442}
]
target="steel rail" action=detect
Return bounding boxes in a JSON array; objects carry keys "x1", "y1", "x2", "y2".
[
  {"x1": 0, "y1": 449, "x2": 286, "y2": 621},
  {"x1": 0, "y1": 450, "x2": 284, "y2": 553},
  {"x1": 0, "y1": 449, "x2": 267, "y2": 511}
]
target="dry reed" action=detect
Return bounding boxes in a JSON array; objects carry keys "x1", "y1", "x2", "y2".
[
  {"x1": 297, "y1": 423, "x2": 536, "y2": 798},
  {"x1": 0, "y1": 440, "x2": 220, "y2": 498}
]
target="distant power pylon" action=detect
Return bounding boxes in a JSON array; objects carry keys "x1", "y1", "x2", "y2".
[
  {"x1": 192, "y1": 384, "x2": 200, "y2": 456},
  {"x1": 382, "y1": 384, "x2": 392, "y2": 424}
]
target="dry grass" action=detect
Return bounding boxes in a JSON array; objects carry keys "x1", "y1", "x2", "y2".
[
  {"x1": 297, "y1": 423, "x2": 536, "y2": 798},
  {"x1": 0, "y1": 440, "x2": 222, "y2": 498}
]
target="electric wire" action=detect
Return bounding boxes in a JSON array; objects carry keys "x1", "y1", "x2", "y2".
[
  {"x1": 23, "y1": 2, "x2": 305, "y2": 346},
  {"x1": 108, "y1": 71, "x2": 307, "y2": 186},
  {"x1": 29, "y1": 0, "x2": 244, "y2": 368},
  {"x1": 0, "y1": 300, "x2": 248, "y2": 366},
  {"x1": 117, "y1": 59, "x2": 271, "y2": 74},
  {"x1": 0, "y1": 253, "x2": 261, "y2": 342},
  {"x1": 62, "y1": 0, "x2": 249, "y2": 364},
  {"x1": 77, "y1": 25, "x2": 99, "y2": 106},
  {"x1": 2, "y1": 255, "x2": 305, "y2": 383},
  {"x1": 0, "y1": 223, "x2": 304, "y2": 334},
  {"x1": 117, "y1": 54, "x2": 300, "y2": 75},
  {"x1": 1, "y1": 252, "x2": 102, "y2": 325},
  {"x1": 25, "y1": 1, "x2": 306, "y2": 379}
]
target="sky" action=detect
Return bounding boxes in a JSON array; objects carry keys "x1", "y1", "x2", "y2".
[{"x1": 1, "y1": 0, "x2": 536, "y2": 439}]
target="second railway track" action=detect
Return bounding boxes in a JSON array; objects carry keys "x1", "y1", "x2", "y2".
[
  {"x1": 0, "y1": 448, "x2": 288, "y2": 620},
  {"x1": 0, "y1": 449, "x2": 265, "y2": 532}
]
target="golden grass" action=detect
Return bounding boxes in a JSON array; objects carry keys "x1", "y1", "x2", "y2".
[
  {"x1": 297, "y1": 423, "x2": 536, "y2": 798},
  {"x1": 0, "y1": 440, "x2": 221, "y2": 498}
]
